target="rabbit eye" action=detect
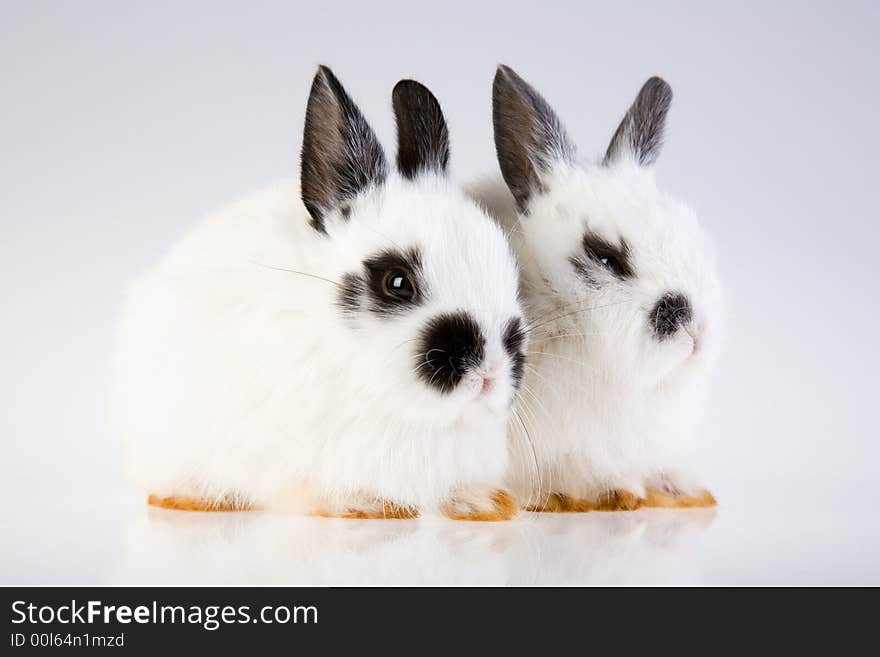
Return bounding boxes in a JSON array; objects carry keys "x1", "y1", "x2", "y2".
[
  {"x1": 381, "y1": 268, "x2": 417, "y2": 302},
  {"x1": 581, "y1": 232, "x2": 633, "y2": 279},
  {"x1": 361, "y1": 247, "x2": 424, "y2": 316},
  {"x1": 598, "y1": 254, "x2": 626, "y2": 276}
]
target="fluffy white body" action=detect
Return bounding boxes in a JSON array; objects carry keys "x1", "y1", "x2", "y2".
[
  {"x1": 116, "y1": 177, "x2": 521, "y2": 514},
  {"x1": 114, "y1": 69, "x2": 524, "y2": 518},
  {"x1": 472, "y1": 67, "x2": 723, "y2": 508},
  {"x1": 474, "y1": 169, "x2": 721, "y2": 502}
]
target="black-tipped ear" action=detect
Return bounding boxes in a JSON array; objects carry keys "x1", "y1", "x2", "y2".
[
  {"x1": 492, "y1": 65, "x2": 575, "y2": 212},
  {"x1": 604, "y1": 77, "x2": 672, "y2": 167},
  {"x1": 300, "y1": 65, "x2": 388, "y2": 233},
  {"x1": 392, "y1": 79, "x2": 450, "y2": 180}
]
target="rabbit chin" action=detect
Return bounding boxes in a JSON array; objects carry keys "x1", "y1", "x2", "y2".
[
  {"x1": 648, "y1": 325, "x2": 721, "y2": 391},
  {"x1": 464, "y1": 378, "x2": 518, "y2": 420},
  {"x1": 407, "y1": 375, "x2": 517, "y2": 427},
  {"x1": 638, "y1": 333, "x2": 701, "y2": 387}
]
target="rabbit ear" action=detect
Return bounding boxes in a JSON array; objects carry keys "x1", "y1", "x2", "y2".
[
  {"x1": 300, "y1": 66, "x2": 388, "y2": 233},
  {"x1": 492, "y1": 65, "x2": 575, "y2": 212},
  {"x1": 392, "y1": 80, "x2": 450, "y2": 180},
  {"x1": 604, "y1": 77, "x2": 672, "y2": 167}
]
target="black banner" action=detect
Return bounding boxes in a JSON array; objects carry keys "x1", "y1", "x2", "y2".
[{"x1": 0, "y1": 586, "x2": 869, "y2": 650}]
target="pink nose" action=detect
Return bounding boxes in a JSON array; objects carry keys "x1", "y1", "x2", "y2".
[
  {"x1": 481, "y1": 377, "x2": 494, "y2": 395},
  {"x1": 686, "y1": 325, "x2": 704, "y2": 355}
]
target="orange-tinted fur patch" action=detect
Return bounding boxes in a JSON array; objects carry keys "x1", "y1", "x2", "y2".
[
  {"x1": 595, "y1": 489, "x2": 644, "y2": 511},
  {"x1": 644, "y1": 488, "x2": 717, "y2": 508},
  {"x1": 319, "y1": 501, "x2": 420, "y2": 520},
  {"x1": 527, "y1": 489, "x2": 645, "y2": 513},
  {"x1": 147, "y1": 494, "x2": 254, "y2": 512},
  {"x1": 442, "y1": 489, "x2": 518, "y2": 521},
  {"x1": 526, "y1": 493, "x2": 596, "y2": 513}
]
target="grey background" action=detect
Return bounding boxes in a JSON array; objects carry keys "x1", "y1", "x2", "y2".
[{"x1": 2, "y1": 1, "x2": 878, "y2": 584}]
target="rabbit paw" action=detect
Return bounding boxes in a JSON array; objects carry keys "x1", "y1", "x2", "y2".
[
  {"x1": 441, "y1": 488, "x2": 518, "y2": 521},
  {"x1": 147, "y1": 493, "x2": 254, "y2": 512},
  {"x1": 526, "y1": 489, "x2": 645, "y2": 513},
  {"x1": 644, "y1": 487, "x2": 717, "y2": 508},
  {"x1": 594, "y1": 489, "x2": 645, "y2": 511},
  {"x1": 318, "y1": 499, "x2": 419, "y2": 519},
  {"x1": 525, "y1": 493, "x2": 595, "y2": 512}
]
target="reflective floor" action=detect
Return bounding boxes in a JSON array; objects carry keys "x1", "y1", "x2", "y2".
[{"x1": 5, "y1": 485, "x2": 879, "y2": 585}]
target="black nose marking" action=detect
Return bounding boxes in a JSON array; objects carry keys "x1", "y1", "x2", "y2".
[
  {"x1": 416, "y1": 312, "x2": 485, "y2": 394},
  {"x1": 650, "y1": 292, "x2": 692, "y2": 340}
]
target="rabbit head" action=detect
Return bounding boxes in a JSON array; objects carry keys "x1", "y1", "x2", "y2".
[
  {"x1": 491, "y1": 65, "x2": 722, "y2": 390},
  {"x1": 299, "y1": 67, "x2": 526, "y2": 426}
]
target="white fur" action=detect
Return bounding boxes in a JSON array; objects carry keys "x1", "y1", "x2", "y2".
[
  {"x1": 114, "y1": 174, "x2": 523, "y2": 515},
  {"x1": 471, "y1": 157, "x2": 723, "y2": 504}
]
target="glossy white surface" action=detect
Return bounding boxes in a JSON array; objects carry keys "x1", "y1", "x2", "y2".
[{"x1": 4, "y1": 486, "x2": 878, "y2": 586}]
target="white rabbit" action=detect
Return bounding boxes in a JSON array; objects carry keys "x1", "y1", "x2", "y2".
[
  {"x1": 114, "y1": 67, "x2": 526, "y2": 520},
  {"x1": 471, "y1": 66, "x2": 723, "y2": 511}
]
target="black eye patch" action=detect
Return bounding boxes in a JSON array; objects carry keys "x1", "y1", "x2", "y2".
[
  {"x1": 570, "y1": 230, "x2": 634, "y2": 283},
  {"x1": 337, "y1": 247, "x2": 425, "y2": 317}
]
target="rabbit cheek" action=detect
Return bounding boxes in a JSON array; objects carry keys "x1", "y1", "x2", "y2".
[
  {"x1": 502, "y1": 317, "x2": 527, "y2": 392},
  {"x1": 336, "y1": 272, "x2": 367, "y2": 315}
]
